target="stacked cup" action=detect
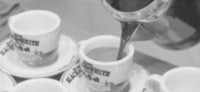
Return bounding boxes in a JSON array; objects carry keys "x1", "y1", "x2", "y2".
[
  {"x1": 9, "y1": 10, "x2": 61, "y2": 68},
  {"x1": 1, "y1": 10, "x2": 70, "y2": 92}
]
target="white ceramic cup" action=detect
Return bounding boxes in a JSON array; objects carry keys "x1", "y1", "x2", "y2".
[
  {"x1": 7, "y1": 78, "x2": 69, "y2": 92},
  {"x1": 8, "y1": 10, "x2": 61, "y2": 68},
  {"x1": 146, "y1": 67, "x2": 200, "y2": 92},
  {"x1": 79, "y1": 35, "x2": 135, "y2": 92}
]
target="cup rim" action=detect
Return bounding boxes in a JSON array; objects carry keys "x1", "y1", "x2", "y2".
[
  {"x1": 163, "y1": 67, "x2": 200, "y2": 79},
  {"x1": 8, "y1": 10, "x2": 61, "y2": 36},
  {"x1": 10, "y1": 78, "x2": 68, "y2": 92},
  {"x1": 161, "y1": 67, "x2": 200, "y2": 88},
  {"x1": 158, "y1": 67, "x2": 200, "y2": 91},
  {"x1": 79, "y1": 35, "x2": 135, "y2": 66}
]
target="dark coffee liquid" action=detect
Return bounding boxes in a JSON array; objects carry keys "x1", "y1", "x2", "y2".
[
  {"x1": 87, "y1": 47, "x2": 126, "y2": 62},
  {"x1": 117, "y1": 22, "x2": 137, "y2": 60},
  {"x1": 105, "y1": 0, "x2": 153, "y2": 59},
  {"x1": 106, "y1": 0, "x2": 153, "y2": 12}
]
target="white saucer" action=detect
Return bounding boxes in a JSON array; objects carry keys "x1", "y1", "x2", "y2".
[
  {"x1": 60, "y1": 63, "x2": 149, "y2": 92},
  {"x1": 0, "y1": 34, "x2": 78, "y2": 78},
  {"x1": 0, "y1": 70, "x2": 16, "y2": 91}
]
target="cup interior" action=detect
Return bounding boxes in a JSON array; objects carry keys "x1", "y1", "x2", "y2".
[
  {"x1": 163, "y1": 67, "x2": 200, "y2": 92},
  {"x1": 79, "y1": 35, "x2": 134, "y2": 65},
  {"x1": 9, "y1": 10, "x2": 60, "y2": 35},
  {"x1": 12, "y1": 78, "x2": 68, "y2": 92},
  {"x1": 105, "y1": 0, "x2": 154, "y2": 12}
]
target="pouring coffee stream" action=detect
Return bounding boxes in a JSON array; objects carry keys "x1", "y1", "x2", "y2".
[
  {"x1": 103, "y1": 0, "x2": 200, "y2": 53},
  {"x1": 105, "y1": 0, "x2": 153, "y2": 60},
  {"x1": 117, "y1": 22, "x2": 138, "y2": 60}
]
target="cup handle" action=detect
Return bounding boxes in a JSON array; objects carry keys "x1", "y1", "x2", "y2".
[
  {"x1": 77, "y1": 40, "x2": 86, "y2": 48},
  {"x1": 77, "y1": 40, "x2": 86, "y2": 64},
  {"x1": 145, "y1": 74, "x2": 163, "y2": 92}
]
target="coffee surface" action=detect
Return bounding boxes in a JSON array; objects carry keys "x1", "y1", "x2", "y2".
[
  {"x1": 87, "y1": 47, "x2": 126, "y2": 62},
  {"x1": 106, "y1": 0, "x2": 153, "y2": 12}
]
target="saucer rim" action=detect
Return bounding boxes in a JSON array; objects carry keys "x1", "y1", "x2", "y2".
[
  {"x1": 0, "y1": 70, "x2": 16, "y2": 90},
  {"x1": 11, "y1": 78, "x2": 69, "y2": 92},
  {"x1": 60, "y1": 63, "x2": 149, "y2": 92},
  {"x1": 0, "y1": 34, "x2": 78, "y2": 78}
]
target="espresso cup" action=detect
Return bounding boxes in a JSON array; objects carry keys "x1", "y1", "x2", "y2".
[
  {"x1": 8, "y1": 78, "x2": 69, "y2": 92},
  {"x1": 8, "y1": 10, "x2": 61, "y2": 68},
  {"x1": 79, "y1": 35, "x2": 135, "y2": 92},
  {"x1": 146, "y1": 67, "x2": 200, "y2": 92}
]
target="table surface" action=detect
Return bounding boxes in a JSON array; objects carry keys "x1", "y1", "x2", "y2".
[{"x1": 10, "y1": 0, "x2": 179, "y2": 83}]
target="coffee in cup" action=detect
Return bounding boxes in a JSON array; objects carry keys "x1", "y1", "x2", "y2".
[
  {"x1": 79, "y1": 35, "x2": 135, "y2": 92},
  {"x1": 86, "y1": 47, "x2": 126, "y2": 62}
]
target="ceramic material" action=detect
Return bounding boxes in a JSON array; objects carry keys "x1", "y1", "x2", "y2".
[
  {"x1": 146, "y1": 67, "x2": 200, "y2": 92},
  {"x1": 9, "y1": 10, "x2": 61, "y2": 67},
  {"x1": 61, "y1": 63, "x2": 148, "y2": 92},
  {"x1": 79, "y1": 35, "x2": 135, "y2": 92},
  {"x1": 0, "y1": 70, "x2": 16, "y2": 92},
  {"x1": 0, "y1": 35, "x2": 78, "y2": 78},
  {"x1": 9, "y1": 78, "x2": 69, "y2": 92}
]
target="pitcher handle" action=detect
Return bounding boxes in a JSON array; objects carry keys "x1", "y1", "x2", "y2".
[{"x1": 145, "y1": 74, "x2": 164, "y2": 92}]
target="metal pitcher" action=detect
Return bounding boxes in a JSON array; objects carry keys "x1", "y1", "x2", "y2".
[{"x1": 102, "y1": 0, "x2": 200, "y2": 50}]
